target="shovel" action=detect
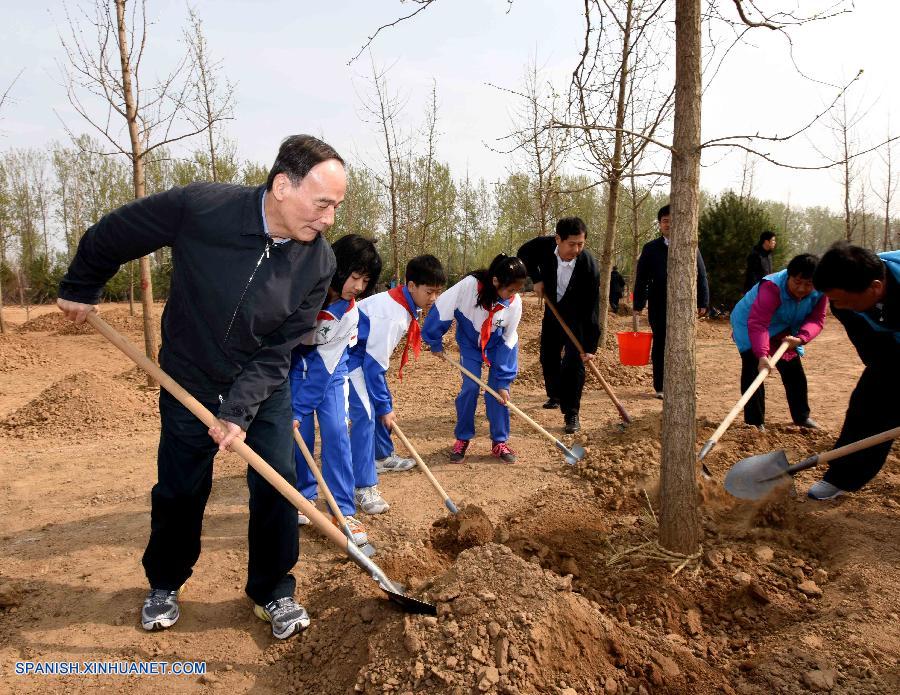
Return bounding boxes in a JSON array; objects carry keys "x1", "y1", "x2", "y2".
[
  {"x1": 292, "y1": 423, "x2": 377, "y2": 558},
  {"x1": 437, "y1": 353, "x2": 586, "y2": 466},
  {"x1": 85, "y1": 312, "x2": 435, "y2": 616},
  {"x1": 724, "y1": 425, "x2": 900, "y2": 500},
  {"x1": 697, "y1": 340, "x2": 792, "y2": 476},
  {"x1": 544, "y1": 298, "x2": 632, "y2": 425},
  {"x1": 391, "y1": 422, "x2": 459, "y2": 514}
]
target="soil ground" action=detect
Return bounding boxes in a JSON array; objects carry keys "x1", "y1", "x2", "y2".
[{"x1": 0, "y1": 298, "x2": 897, "y2": 694}]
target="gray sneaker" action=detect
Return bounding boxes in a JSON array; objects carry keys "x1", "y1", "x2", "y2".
[
  {"x1": 375, "y1": 453, "x2": 415, "y2": 472},
  {"x1": 807, "y1": 480, "x2": 846, "y2": 501},
  {"x1": 355, "y1": 485, "x2": 390, "y2": 514},
  {"x1": 141, "y1": 588, "x2": 181, "y2": 631},
  {"x1": 253, "y1": 597, "x2": 310, "y2": 640}
]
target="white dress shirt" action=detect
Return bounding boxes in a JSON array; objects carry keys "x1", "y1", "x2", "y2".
[{"x1": 554, "y1": 246, "x2": 576, "y2": 301}]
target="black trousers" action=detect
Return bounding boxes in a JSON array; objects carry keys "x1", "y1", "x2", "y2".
[
  {"x1": 540, "y1": 312, "x2": 586, "y2": 415},
  {"x1": 739, "y1": 349, "x2": 810, "y2": 426},
  {"x1": 648, "y1": 313, "x2": 666, "y2": 393},
  {"x1": 142, "y1": 380, "x2": 299, "y2": 606},
  {"x1": 824, "y1": 365, "x2": 900, "y2": 492}
]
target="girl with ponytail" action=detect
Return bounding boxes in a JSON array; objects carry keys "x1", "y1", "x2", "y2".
[{"x1": 422, "y1": 253, "x2": 527, "y2": 463}]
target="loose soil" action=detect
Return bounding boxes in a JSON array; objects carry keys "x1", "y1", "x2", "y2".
[{"x1": 1, "y1": 300, "x2": 898, "y2": 694}]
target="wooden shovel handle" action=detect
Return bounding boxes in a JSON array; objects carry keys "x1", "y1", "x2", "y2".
[
  {"x1": 85, "y1": 313, "x2": 349, "y2": 550},
  {"x1": 544, "y1": 298, "x2": 632, "y2": 424},
  {"x1": 707, "y1": 340, "x2": 791, "y2": 445},
  {"x1": 817, "y1": 426, "x2": 900, "y2": 465},
  {"x1": 292, "y1": 425, "x2": 348, "y2": 527},
  {"x1": 391, "y1": 422, "x2": 456, "y2": 508},
  {"x1": 439, "y1": 353, "x2": 562, "y2": 448}
]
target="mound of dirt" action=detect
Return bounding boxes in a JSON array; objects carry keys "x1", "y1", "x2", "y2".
[
  {"x1": 0, "y1": 333, "x2": 51, "y2": 372},
  {"x1": 17, "y1": 312, "x2": 91, "y2": 334},
  {"x1": 355, "y1": 544, "x2": 719, "y2": 694},
  {"x1": 18, "y1": 307, "x2": 160, "y2": 337},
  {"x1": 696, "y1": 318, "x2": 731, "y2": 341},
  {"x1": 0, "y1": 370, "x2": 158, "y2": 439},
  {"x1": 430, "y1": 505, "x2": 494, "y2": 554}
]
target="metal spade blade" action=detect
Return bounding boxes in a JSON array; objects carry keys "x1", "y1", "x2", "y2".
[
  {"x1": 347, "y1": 543, "x2": 437, "y2": 615},
  {"x1": 724, "y1": 450, "x2": 791, "y2": 500},
  {"x1": 557, "y1": 441, "x2": 586, "y2": 466}
]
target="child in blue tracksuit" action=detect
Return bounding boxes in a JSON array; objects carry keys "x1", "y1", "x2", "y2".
[
  {"x1": 289, "y1": 235, "x2": 382, "y2": 546},
  {"x1": 422, "y1": 254, "x2": 528, "y2": 463},
  {"x1": 347, "y1": 255, "x2": 447, "y2": 515}
]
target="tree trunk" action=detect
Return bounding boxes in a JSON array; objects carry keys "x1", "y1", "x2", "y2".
[
  {"x1": 116, "y1": 0, "x2": 158, "y2": 385},
  {"x1": 596, "y1": 0, "x2": 632, "y2": 349},
  {"x1": 128, "y1": 260, "x2": 135, "y2": 316},
  {"x1": 0, "y1": 268, "x2": 6, "y2": 334},
  {"x1": 659, "y1": 0, "x2": 701, "y2": 556}
]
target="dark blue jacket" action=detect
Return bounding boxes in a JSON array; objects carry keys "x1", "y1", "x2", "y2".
[
  {"x1": 831, "y1": 251, "x2": 900, "y2": 372},
  {"x1": 632, "y1": 236, "x2": 709, "y2": 323},
  {"x1": 59, "y1": 183, "x2": 336, "y2": 427}
]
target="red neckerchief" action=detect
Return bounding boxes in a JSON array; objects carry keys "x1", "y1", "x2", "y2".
[
  {"x1": 316, "y1": 297, "x2": 355, "y2": 322},
  {"x1": 477, "y1": 282, "x2": 508, "y2": 366},
  {"x1": 388, "y1": 286, "x2": 420, "y2": 380}
]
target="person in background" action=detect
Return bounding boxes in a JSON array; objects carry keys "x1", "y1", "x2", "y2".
[
  {"x1": 517, "y1": 217, "x2": 600, "y2": 434},
  {"x1": 744, "y1": 230, "x2": 777, "y2": 292},
  {"x1": 632, "y1": 203, "x2": 709, "y2": 399},
  {"x1": 729, "y1": 253, "x2": 825, "y2": 431},
  {"x1": 609, "y1": 265, "x2": 626, "y2": 312}
]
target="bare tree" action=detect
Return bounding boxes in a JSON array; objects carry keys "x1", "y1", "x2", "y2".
[
  {"x1": 873, "y1": 121, "x2": 898, "y2": 251},
  {"x1": 0, "y1": 69, "x2": 24, "y2": 333},
  {"x1": 183, "y1": 6, "x2": 235, "y2": 182},
  {"x1": 658, "y1": 0, "x2": 702, "y2": 555},
  {"x1": 738, "y1": 150, "x2": 756, "y2": 202},
  {"x1": 822, "y1": 93, "x2": 867, "y2": 241},
  {"x1": 357, "y1": 56, "x2": 408, "y2": 282},
  {"x1": 59, "y1": 0, "x2": 216, "y2": 374},
  {"x1": 554, "y1": 0, "x2": 675, "y2": 350}
]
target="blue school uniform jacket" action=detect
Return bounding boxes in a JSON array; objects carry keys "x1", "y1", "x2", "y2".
[
  {"x1": 347, "y1": 287, "x2": 419, "y2": 417},
  {"x1": 289, "y1": 297, "x2": 358, "y2": 419},
  {"x1": 422, "y1": 275, "x2": 522, "y2": 390}
]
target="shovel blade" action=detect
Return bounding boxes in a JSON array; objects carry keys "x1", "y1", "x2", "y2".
[
  {"x1": 377, "y1": 580, "x2": 438, "y2": 615},
  {"x1": 557, "y1": 440, "x2": 586, "y2": 466},
  {"x1": 724, "y1": 450, "x2": 791, "y2": 500}
]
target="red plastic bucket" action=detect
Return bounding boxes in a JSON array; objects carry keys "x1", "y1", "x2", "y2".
[{"x1": 617, "y1": 331, "x2": 653, "y2": 366}]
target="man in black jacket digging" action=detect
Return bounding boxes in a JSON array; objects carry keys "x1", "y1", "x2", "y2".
[
  {"x1": 518, "y1": 217, "x2": 600, "y2": 434},
  {"x1": 633, "y1": 204, "x2": 710, "y2": 399},
  {"x1": 56, "y1": 135, "x2": 343, "y2": 640}
]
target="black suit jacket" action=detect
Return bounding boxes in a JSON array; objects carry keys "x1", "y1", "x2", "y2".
[
  {"x1": 516, "y1": 235, "x2": 601, "y2": 353},
  {"x1": 632, "y1": 236, "x2": 709, "y2": 324}
]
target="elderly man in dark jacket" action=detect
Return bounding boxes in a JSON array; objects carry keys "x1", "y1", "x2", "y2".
[
  {"x1": 56, "y1": 135, "x2": 343, "y2": 640},
  {"x1": 632, "y1": 204, "x2": 709, "y2": 398},
  {"x1": 744, "y1": 230, "x2": 777, "y2": 292},
  {"x1": 517, "y1": 217, "x2": 600, "y2": 434}
]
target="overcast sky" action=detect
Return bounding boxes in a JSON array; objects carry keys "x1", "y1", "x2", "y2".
[{"x1": 1, "y1": 1, "x2": 898, "y2": 214}]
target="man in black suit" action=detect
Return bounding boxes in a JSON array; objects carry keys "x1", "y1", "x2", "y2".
[
  {"x1": 517, "y1": 217, "x2": 600, "y2": 434},
  {"x1": 632, "y1": 204, "x2": 709, "y2": 398}
]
